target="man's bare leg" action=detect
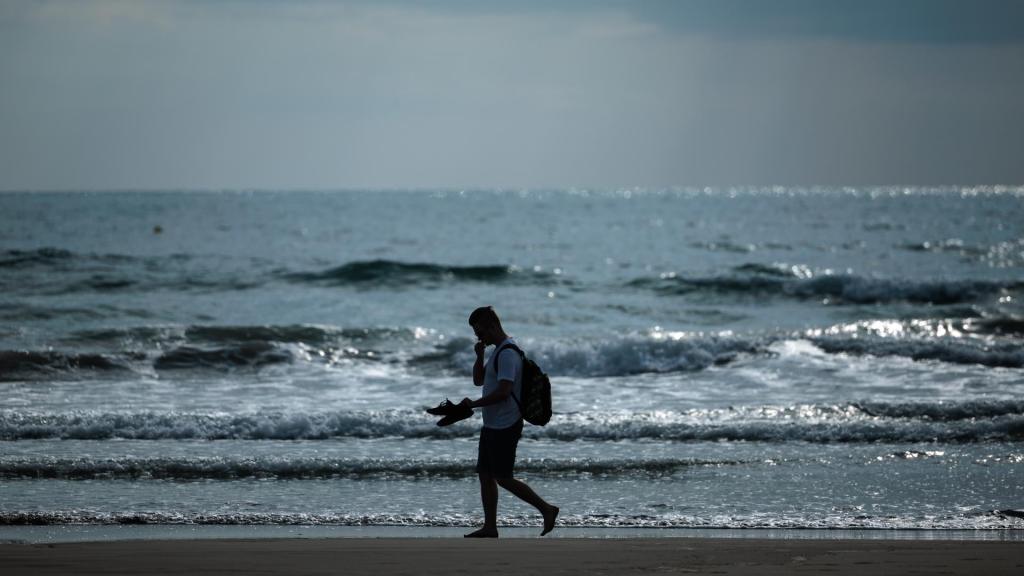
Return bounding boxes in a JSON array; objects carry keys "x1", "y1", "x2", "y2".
[
  {"x1": 496, "y1": 477, "x2": 560, "y2": 535},
  {"x1": 465, "y1": 472, "x2": 499, "y2": 538}
]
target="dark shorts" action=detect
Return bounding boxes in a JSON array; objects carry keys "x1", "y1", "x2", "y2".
[{"x1": 476, "y1": 420, "x2": 524, "y2": 479}]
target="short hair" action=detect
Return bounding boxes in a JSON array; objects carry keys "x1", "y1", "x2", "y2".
[{"x1": 468, "y1": 306, "x2": 502, "y2": 328}]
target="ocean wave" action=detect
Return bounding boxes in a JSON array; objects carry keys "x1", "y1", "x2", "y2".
[
  {"x1": 2, "y1": 404, "x2": 1020, "y2": 442},
  {"x1": 424, "y1": 321, "x2": 1024, "y2": 375},
  {"x1": 284, "y1": 259, "x2": 558, "y2": 287},
  {"x1": 901, "y1": 239, "x2": 987, "y2": 256},
  {"x1": 0, "y1": 247, "x2": 148, "y2": 276},
  {"x1": 901, "y1": 238, "x2": 1024, "y2": 268},
  {"x1": 0, "y1": 247, "x2": 79, "y2": 268},
  {"x1": 0, "y1": 247, "x2": 266, "y2": 295},
  {"x1": 0, "y1": 303, "x2": 111, "y2": 322},
  {"x1": 153, "y1": 344, "x2": 294, "y2": 370},
  {"x1": 2, "y1": 323, "x2": 431, "y2": 378},
  {"x1": 965, "y1": 316, "x2": 1024, "y2": 337},
  {"x1": 45, "y1": 324, "x2": 764, "y2": 378},
  {"x1": 417, "y1": 332, "x2": 763, "y2": 377},
  {"x1": 61, "y1": 324, "x2": 418, "y2": 349},
  {"x1": 0, "y1": 303, "x2": 155, "y2": 322},
  {"x1": 0, "y1": 456, "x2": 748, "y2": 480},
  {"x1": 7, "y1": 314, "x2": 1023, "y2": 380},
  {"x1": 1, "y1": 510, "x2": 1019, "y2": 530},
  {"x1": 810, "y1": 337, "x2": 1024, "y2": 369},
  {"x1": 534, "y1": 336, "x2": 760, "y2": 376},
  {"x1": 793, "y1": 317, "x2": 1024, "y2": 368},
  {"x1": 0, "y1": 344, "x2": 296, "y2": 378},
  {"x1": 541, "y1": 409, "x2": 1024, "y2": 443},
  {"x1": 689, "y1": 241, "x2": 795, "y2": 254},
  {"x1": 0, "y1": 247, "x2": 191, "y2": 269},
  {"x1": 850, "y1": 400, "x2": 1024, "y2": 421},
  {"x1": 630, "y1": 265, "x2": 1020, "y2": 305},
  {"x1": 0, "y1": 351, "x2": 133, "y2": 381},
  {"x1": 0, "y1": 411, "x2": 458, "y2": 440},
  {"x1": 183, "y1": 325, "x2": 405, "y2": 345},
  {"x1": 2, "y1": 251, "x2": 556, "y2": 295}
]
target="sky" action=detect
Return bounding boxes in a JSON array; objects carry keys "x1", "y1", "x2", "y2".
[{"x1": 1, "y1": 0, "x2": 1023, "y2": 190}]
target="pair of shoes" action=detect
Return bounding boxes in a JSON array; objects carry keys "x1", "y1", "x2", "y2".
[
  {"x1": 426, "y1": 397, "x2": 460, "y2": 416},
  {"x1": 426, "y1": 398, "x2": 474, "y2": 427}
]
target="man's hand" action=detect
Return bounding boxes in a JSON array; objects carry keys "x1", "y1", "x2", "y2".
[
  {"x1": 472, "y1": 341, "x2": 487, "y2": 387},
  {"x1": 459, "y1": 397, "x2": 474, "y2": 409}
]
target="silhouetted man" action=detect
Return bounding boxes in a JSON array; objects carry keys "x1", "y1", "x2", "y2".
[{"x1": 460, "y1": 306, "x2": 558, "y2": 538}]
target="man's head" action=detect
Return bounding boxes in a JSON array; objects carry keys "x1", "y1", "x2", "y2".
[{"x1": 469, "y1": 306, "x2": 505, "y2": 345}]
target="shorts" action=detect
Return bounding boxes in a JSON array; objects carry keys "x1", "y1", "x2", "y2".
[{"x1": 476, "y1": 419, "x2": 524, "y2": 479}]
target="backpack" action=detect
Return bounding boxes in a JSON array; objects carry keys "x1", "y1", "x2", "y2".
[{"x1": 493, "y1": 343, "x2": 552, "y2": 426}]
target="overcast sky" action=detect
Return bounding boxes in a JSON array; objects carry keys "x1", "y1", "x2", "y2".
[{"x1": 2, "y1": 0, "x2": 1023, "y2": 190}]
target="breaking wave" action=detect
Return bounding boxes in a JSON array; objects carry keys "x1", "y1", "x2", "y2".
[
  {"x1": 153, "y1": 344, "x2": 294, "y2": 370},
  {"x1": 0, "y1": 248, "x2": 265, "y2": 295},
  {"x1": 2, "y1": 510, "x2": 1019, "y2": 530},
  {"x1": 417, "y1": 332, "x2": 764, "y2": 377},
  {"x1": 799, "y1": 317, "x2": 1024, "y2": 368},
  {"x1": 0, "y1": 247, "x2": 99, "y2": 268},
  {"x1": 0, "y1": 456, "x2": 748, "y2": 480},
  {"x1": 60, "y1": 324, "x2": 417, "y2": 349},
  {"x1": 630, "y1": 264, "x2": 1020, "y2": 305},
  {"x1": 5, "y1": 313, "x2": 1023, "y2": 380},
  {"x1": 2, "y1": 324, "x2": 424, "y2": 379},
  {"x1": 2, "y1": 403, "x2": 1021, "y2": 442},
  {"x1": 0, "y1": 351, "x2": 133, "y2": 381},
  {"x1": 965, "y1": 316, "x2": 1024, "y2": 337},
  {"x1": 284, "y1": 259, "x2": 558, "y2": 287},
  {"x1": 810, "y1": 337, "x2": 1024, "y2": 368},
  {"x1": 431, "y1": 321, "x2": 1024, "y2": 374},
  {"x1": 2, "y1": 249, "x2": 566, "y2": 296},
  {"x1": 900, "y1": 237, "x2": 1024, "y2": 268}
]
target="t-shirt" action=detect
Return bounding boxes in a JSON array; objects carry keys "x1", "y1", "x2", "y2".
[{"x1": 480, "y1": 337, "x2": 523, "y2": 430}]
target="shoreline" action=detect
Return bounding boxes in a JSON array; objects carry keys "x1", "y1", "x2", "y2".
[
  {"x1": 2, "y1": 536, "x2": 1022, "y2": 576},
  {"x1": 2, "y1": 524, "x2": 1022, "y2": 544}
]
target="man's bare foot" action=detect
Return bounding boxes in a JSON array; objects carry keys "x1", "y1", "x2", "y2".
[
  {"x1": 464, "y1": 527, "x2": 499, "y2": 538},
  {"x1": 541, "y1": 505, "x2": 559, "y2": 536}
]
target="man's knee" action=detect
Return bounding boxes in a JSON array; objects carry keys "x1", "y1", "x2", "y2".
[
  {"x1": 479, "y1": 472, "x2": 494, "y2": 484},
  {"x1": 495, "y1": 476, "x2": 516, "y2": 489}
]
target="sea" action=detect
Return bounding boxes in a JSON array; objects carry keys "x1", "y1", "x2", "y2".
[{"x1": 1, "y1": 188, "x2": 1022, "y2": 538}]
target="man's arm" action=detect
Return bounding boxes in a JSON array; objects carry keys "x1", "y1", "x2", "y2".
[
  {"x1": 465, "y1": 348, "x2": 518, "y2": 408},
  {"x1": 465, "y1": 379, "x2": 513, "y2": 409},
  {"x1": 472, "y1": 341, "x2": 486, "y2": 386}
]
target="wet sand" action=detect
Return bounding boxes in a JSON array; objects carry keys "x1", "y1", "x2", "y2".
[{"x1": 2, "y1": 537, "x2": 1022, "y2": 575}]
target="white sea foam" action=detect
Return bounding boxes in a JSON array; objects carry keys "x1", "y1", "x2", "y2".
[
  {"x1": 632, "y1": 267, "x2": 1021, "y2": 305},
  {"x1": 3, "y1": 402, "x2": 1020, "y2": 442},
  {"x1": 2, "y1": 510, "x2": 1019, "y2": 530},
  {"x1": 0, "y1": 455, "x2": 749, "y2": 480}
]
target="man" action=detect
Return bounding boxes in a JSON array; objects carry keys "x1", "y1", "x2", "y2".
[{"x1": 457, "y1": 306, "x2": 559, "y2": 538}]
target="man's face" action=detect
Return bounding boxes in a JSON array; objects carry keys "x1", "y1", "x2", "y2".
[{"x1": 471, "y1": 321, "x2": 490, "y2": 344}]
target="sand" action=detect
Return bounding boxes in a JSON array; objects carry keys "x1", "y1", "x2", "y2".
[{"x1": 2, "y1": 537, "x2": 1022, "y2": 575}]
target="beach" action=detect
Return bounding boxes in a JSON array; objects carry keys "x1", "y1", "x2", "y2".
[
  {"x1": 3, "y1": 537, "x2": 1023, "y2": 575},
  {"x1": 4, "y1": 0, "x2": 1023, "y2": 565}
]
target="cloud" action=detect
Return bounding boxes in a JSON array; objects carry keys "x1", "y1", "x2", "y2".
[
  {"x1": 626, "y1": 0, "x2": 1024, "y2": 45},
  {"x1": 20, "y1": 0, "x2": 1021, "y2": 43},
  {"x1": 1, "y1": 0, "x2": 1022, "y2": 189},
  {"x1": 332, "y1": 0, "x2": 1024, "y2": 44}
]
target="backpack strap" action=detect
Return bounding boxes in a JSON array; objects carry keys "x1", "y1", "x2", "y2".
[
  {"x1": 492, "y1": 343, "x2": 522, "y2": 372},
  {"x1": 492, "y1": 343, "x2": 525, "y2": 417}
]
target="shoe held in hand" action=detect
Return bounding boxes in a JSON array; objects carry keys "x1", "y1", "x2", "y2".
[{"x1": 436, "y1": 401, "x2": 473, "y2": 426}]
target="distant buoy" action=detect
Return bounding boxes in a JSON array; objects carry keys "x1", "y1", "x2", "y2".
[{"x1": 153, "y1": 225, "x2": 163, "y2": 234}]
